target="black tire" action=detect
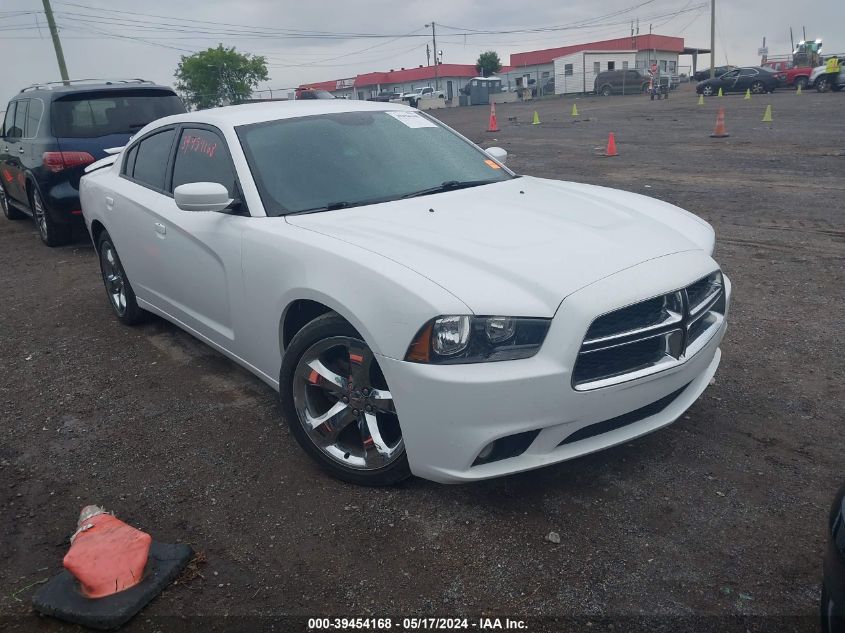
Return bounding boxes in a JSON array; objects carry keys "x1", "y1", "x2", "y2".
[
  {"x1": 1, "y1": 184, "x2": 26, "y2": 220},
  {"x1": 279, "y1": 312, "x2": 411, "y2": 486},
  {"x1": 794, "y1": 76, "x2": 808, "y2": 90},
  {"x1": 96, "y1": 230, "x2": 147, "y2": 326},
  {"x1": 31, "y1": 185, "x2": 71, "y2": 247},
  {"x1": 701, "y1": 85, "x2": 715, "y2": 97},
  {"x1": 816, "y1": 77, "x2": 829, "y2": 93},
  {"x1": 600, "y1": 85, "x2": 612, "y2": 97},
  {"x1": 750, "y1": 80, "x2": 766, "y2": 95}
]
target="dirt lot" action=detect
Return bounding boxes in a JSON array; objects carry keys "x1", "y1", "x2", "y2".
[{"x1": 1, "y1": 87, "x2": 843, "y2": 632}]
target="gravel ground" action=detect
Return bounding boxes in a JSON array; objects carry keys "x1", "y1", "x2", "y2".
[{"x1": 1, "y1": 87, "x2": 843, "y2": 632}]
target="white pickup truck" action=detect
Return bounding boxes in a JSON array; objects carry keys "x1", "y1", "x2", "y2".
[
  {"x1": 401, "y1": 87, "x2": 446, "y2": 107},
  {"x1": 809, "y1": 61, "x2": 845, "y2": 92}
]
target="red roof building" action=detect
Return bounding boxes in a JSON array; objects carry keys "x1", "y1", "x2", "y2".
[{"x1": 510, "y1": 34, "x2": 685, "y2": 67}]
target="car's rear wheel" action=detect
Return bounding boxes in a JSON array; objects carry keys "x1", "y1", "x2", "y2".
[
  {"x1": 1, "y1": 184, "x2": 25, "y2": 220},
  {"x1": 280, "y1": 313, "x2": 410, "y2": 486},
  {"x1": 97, "y1": 231, "x2": 147, "y2": 325},
  {"x1": 701, "y1": 85, "x2": 715, "y2": 96},
  {"x1": 750, "y1": 81, "x2": 766, "y2": 94},
  {"x1": 31, "y1": 186, "x2": 71, "y2": 247}
]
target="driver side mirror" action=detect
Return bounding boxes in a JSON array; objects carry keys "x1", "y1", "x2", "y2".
[
  {"x1": 485, "y1": 146, "x2": 508, "y2": 166},
  {"x1": 174, "y1": 182, "x2": 233, "y2": 213}
]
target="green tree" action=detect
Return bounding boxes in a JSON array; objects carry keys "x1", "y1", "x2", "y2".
[
  {"x1": 175, "y1": 45, "x2": 268, "y2": 110},
  {"x1": 475, "y1": 51, "x2": 502, "y2": 77}
]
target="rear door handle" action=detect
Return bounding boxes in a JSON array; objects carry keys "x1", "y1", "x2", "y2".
[
  {"x1": 105, "y1": 196, "x2": 114, "y2": 210},
  {"x1": 154, "y1": 222, "x2": 166, "y2": 235},
  {"x1": 18, "y1": 147, "x2": 25, "y2": 155}
]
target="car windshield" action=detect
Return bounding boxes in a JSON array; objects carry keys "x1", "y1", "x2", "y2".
[
  {"x1": 51, "y1": 89, "x2": 185, "y2": 138},
  {"x1": 237, "y1": 110, "x2": 512, "y2": 215}
]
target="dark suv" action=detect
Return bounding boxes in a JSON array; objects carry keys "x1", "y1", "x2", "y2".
[
  {"x1": 594, "y1": 69, "x2": 650, "y2": 96},
  {"x1": 0, "y1": 80, "x2": 185, "y2": 246}
]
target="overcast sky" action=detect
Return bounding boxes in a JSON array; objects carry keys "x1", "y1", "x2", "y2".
[{"x1": 1, "y1": 0, "x2": 842, "y2": 106}]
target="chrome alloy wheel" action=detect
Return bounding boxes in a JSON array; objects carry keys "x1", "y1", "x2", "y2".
[
  {"x1": 32, "y1": 188, "x2": 48, "y2": 240},
  {"x1": 292, "y1": 336, "x2": 403, "y2": 470},
  {"x1": 100, "y1": 243, "x2": 127, "y2": 315}
]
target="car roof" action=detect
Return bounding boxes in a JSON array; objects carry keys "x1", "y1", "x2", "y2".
[
  {"x1": 150, "y1": 99, "x2": 415, "y2": 129},
  {"x1": 16, "y1": 81, "x2": 176, "y2": 98}
]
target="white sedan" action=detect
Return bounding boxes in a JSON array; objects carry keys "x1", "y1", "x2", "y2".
[{"x1": 80, "y1": 100, "x2": 731, "y2": 486}]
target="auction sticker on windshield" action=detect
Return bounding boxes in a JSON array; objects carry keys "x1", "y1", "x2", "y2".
[{"x1": 386, "y1": 111, "x2": 437, "y2": 128}]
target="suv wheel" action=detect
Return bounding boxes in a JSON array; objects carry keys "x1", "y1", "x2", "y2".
[
  {"x1": 816, "y1": 76, "x2": 829, "y2": 92},
  {"x1": 31, "y1": 186, "x2": 71, "y2": 247},
  {"x1": 1, "y1": 184, "x2": 25, "y2": 220},
  {"x1": 280, "y1": 313, "x2": 411, "y2": 486},
  {"x1": 600, "y1": 85, "x2": 612, "y2": 97}
]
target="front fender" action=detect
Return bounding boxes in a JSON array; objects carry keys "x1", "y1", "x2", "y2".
[{"x1": 240, "y1": 221, "x2": 470, "y2": 386}]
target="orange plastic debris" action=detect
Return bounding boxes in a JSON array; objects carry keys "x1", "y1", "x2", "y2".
[{"x1": 63, "y1": 507, "x2": 151, "y2": 599}]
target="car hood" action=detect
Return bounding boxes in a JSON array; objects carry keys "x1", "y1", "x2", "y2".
[{"x1": 286, "y1": 176, "x2": 715, "y2": 316}]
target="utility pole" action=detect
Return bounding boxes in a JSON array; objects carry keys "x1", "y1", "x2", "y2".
[
  {"x1": 709, "y1": 0, "x2": 716, "y2": 79},
  {"x1": 426, "y1": 43, "x2": 431, "y2": 66},
  {"x1": 41, "y1": 0, "x2": 69, "y2": 84},
  {"x1": 426, "y1": 21, "x2": 439, "y2": 89}
]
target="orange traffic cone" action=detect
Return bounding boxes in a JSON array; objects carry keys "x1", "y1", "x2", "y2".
[
  {"x1": 32, "y1": 505, "x2": 194, "y2": 629},
  {"x1": 605, "y1": 133, "x2": 618, "y2": 157},
  {"x1": 487, "y1": 103, "x2": 499, "y2": 132},
  {"x1": 710, "y1": 107, "x2": 730, "y2": 138}
]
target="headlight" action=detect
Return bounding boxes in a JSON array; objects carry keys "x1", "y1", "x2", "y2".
[{"x1": 405, "y1": 315, "x2": 551, "y2": 364}]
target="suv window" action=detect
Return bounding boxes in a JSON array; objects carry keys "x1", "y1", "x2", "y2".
[
  {"x1": 129, "y1": 128, "x2": 176, "y2": 191},
  {"x1": 51, "y1": 90, "x2": 184, "y2": 138},
  {"x1": 2, "y1": 103, "x2": 16, "y2": 138},
  {"x1": 172, "y1": 128, "x2": 236, "y2": 197},
  {"x1": 10, "y1": 101, "x2": 27, "y2": 139},
  {"x1": 25, "y1": 99, "x2": 43, "y2": 138}
]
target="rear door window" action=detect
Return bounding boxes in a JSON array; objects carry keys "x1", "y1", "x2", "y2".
[
  {"x1": 2, "y1": 103, "x2": 16, "y2": 138},
  {"x1": 51, "y1": 90, "x2": 185, "y2": 138},
  {"x1": 11, "y1": 101, "x2": 27, "y2": 139},
  {"x1": 24, "y1": 99, "x2": 43, "y2": 138},
  {"x1": 129, "y1": 128, "x2": 176, "y2": 191},
  {"x1": 171, "y1": 128, "x2": 236, "y2": 197}
]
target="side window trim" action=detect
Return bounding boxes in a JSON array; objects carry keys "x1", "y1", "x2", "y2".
[
  {"x1": 170, "y1": 123, "x2": 250, "y2": 215},
  {"x1": 119, "y1": 126, "x2": 178, "y2": 196}
]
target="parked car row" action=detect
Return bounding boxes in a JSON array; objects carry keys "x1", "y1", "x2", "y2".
[{"x1": 1, "y1": 79, "x2": 185, "y2": 245}]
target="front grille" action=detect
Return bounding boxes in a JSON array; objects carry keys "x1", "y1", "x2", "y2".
[{"x1": 572, "y1": 271, "x2": 725, "y2": 390}]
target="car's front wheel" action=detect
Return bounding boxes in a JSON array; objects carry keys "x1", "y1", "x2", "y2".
[
  {"x1": 97, "y1": 230, "x2": 147, "y2": 325},
  {"x1": 701, "y1": 85, "x2": 715, "y2": 96},
  {"x1": 816, "y1": 77, "x2": 829, "y2": 92},
  {"x1": 794, "y1": 76, "x2": 808, "y2": 90},
  {"x1": 280, "y1": 313, "x2": 410, "y2": 486},
  {"x1": 600, "y1": 85, "x2": 612, "y2": 97},
  {"x1": 1, "y1": 184, "x2": 25, "y2": 220},
  {"x1": 31, "y1": 186, "x2": 71, "y2": 247}
]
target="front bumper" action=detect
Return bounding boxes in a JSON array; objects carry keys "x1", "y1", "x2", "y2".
[{"x1": 379, "y1": 250, "x2": 731, "y2": 483}]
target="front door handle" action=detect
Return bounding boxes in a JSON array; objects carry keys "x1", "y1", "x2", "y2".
[
  {"x1": 105, "y1": 196, "x2": 114, "y2": 210},
  {"x1": 18, "y1": 147, "x2": 25, "y2": 155},
  {"x1": 154, "y1": 222, "x2": 166, "y2": 235}
]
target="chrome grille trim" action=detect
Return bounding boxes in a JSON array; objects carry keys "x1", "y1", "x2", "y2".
[{"x1": 572, "y1": 272, "x2": 725, "y2": 391}]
